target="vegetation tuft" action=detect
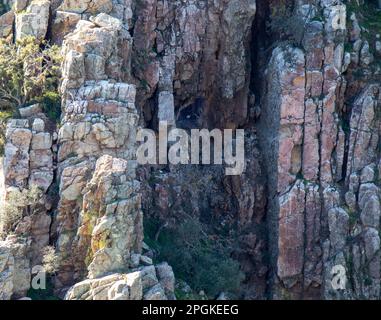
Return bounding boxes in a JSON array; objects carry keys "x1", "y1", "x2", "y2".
[{"x1": 144, "y1": 217, "x2": 245, "y2": 299}]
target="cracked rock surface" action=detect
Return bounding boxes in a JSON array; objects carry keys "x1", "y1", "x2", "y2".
[{"x1": 0, "y1": 0, "x2": 380, "y2": 300}]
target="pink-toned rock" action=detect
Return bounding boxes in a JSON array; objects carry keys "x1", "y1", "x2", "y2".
[
  {"x1": 346, "y1": 85, "x2": 380, "y2": 179},
  {"x1": 277, "y1": 181, "x2": 305, "y2": 281},
  {"x1": 302, "y1": 99, "x2": 320, "y2": 181}
]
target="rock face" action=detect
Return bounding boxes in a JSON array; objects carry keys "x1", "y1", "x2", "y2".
[
  {"x1": 0, "y1": 238, "x2": 31, "y2": 300},
  {"x1": 53, "y1": 13, "x2": 140, "y2": 289},
  {"x1": 1, "y1": 113, "x2": 54, "y2": 299},
  {"x1": 75, "y1": 155, "x2": 143, "y2": 280},
  {"x1": 0, "y1": 6, "x2": 175, "y2": 300},
  {"x1": 49, "y1": 13, "x2": 175, "y2": 299},
  {"x1": 133, "y1": 0, "x2": 257, "y2": 129},
  {"x1": 0, "y1": 11, "x2": 14, "y2": 38},
  {"x1": 65, "y1": 262, "x2": 175, "y2": 300},
  {"x1": 257, "y1": 1, "x2": 381, "y2": 300},
  {"x1": 0, "y1": 0, "x2": 381, "y2": 301},
  {"x1": 15, "y1": 0, "x2": 50, "y2": 40}
]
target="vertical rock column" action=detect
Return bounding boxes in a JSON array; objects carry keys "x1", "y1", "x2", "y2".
[
  {"x1": 335, "y1": 84, "x2": 381, "y2": 299},
  {"x1": 76, "y1": 155, "x2": 143, "y2": 280},
  {"x1": 54, "y1": 14, "x2": 141, "y2": 289},
  {"x1": 260, "y1": 1, "x2": 350, "y2": 299},
  {"x1": 1, "y1": 113, "x2": 54, "y2": 298},
  {"x1": 0, "y1": 0, "x2": 54, "y2": 299},
  {"x1": 262, "y1": 0, "x2": 381, "y2": 300}
]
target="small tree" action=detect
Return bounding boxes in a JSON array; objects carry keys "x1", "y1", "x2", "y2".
[
  {"x1": 0, "y1": 185, "x2": 43, "y2": 235},
  {"x1": 42, "y1": 246, "x2": 60, "y2": 274},
  {"x1": 0, "y1": 36, "x2": 62, "y2": 113},
  {"x1": 0, "y1": 110, "x2": 12, "y2": 155}
]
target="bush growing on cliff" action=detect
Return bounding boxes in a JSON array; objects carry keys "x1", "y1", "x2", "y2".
[
  {"x1": 145, "y1": 217, "x2": 244, "y2": 298},
  {"x1": 0, "y1": 185, "x2": 43, "y2": 235},
  {"x1": 38, "y1": 90, "x2": 62, "y2": 122},
  {"x1": 42, "y1": 246, "x2": 60, "y2": 274},
  {"x1": 0, "y1": 36, "x2": 62, "y2": 113},
  {"x1": 0, "y1": 110, "x2": 12, "y2": 155}
]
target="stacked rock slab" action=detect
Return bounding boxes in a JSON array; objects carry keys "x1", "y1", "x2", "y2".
[
  {"x1": 65, "y1": 261, "x2": 175, "y2": 300},
  {"x1": 0, "y1": 110, "x2": 54, "y2": 298},
  {"x1": 54, "y1": 14, "x2": 137, "y2": 288},
  {"x1": 0, "y1": 237, "x2": 31, "y2": 300},
  {"x1": 54, "y1": 13, "x2": 176, "y2": 300},
  {"x1": 15, "y1": 0, "x2": 50, "y2": 40}
]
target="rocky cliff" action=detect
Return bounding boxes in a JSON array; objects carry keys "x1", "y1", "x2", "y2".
[{"x1": 0, "y1": 0, "x2": 380, "y2": 300}]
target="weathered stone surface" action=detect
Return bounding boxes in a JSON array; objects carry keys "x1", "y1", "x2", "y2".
[
  {"x1": 54, "y1": 14, "x2": 139, "y2": 288},
  {"x1": 90, "y1": 12, "x2": 122, "y2": 30},
  {"x1": 32, "y1": 118, "x2": 45, "y2": 132},
  {"x1": 0, "y1": 238, "x2": 31, "y2": 300},
  {"x1": 0, "y1": 244, "x2": 13, "y2": 300},
  {"x1": 1, "y1": 111, "x2": 54, "y2": 281},
  {"x1": 346, "y1": 85, "x2": 380, "y2": 179},
  {"x1": 58, "y1": 0, "x2": 113, "y2": 14},
  {"x1": 51, "y1": 11, "x2": 81, "y2": 44},
  {"x1": 31, "y1": 132, "x2": 52, "y2": 150},
  {"x1": 79, "y1": 155, "x2": 143, "y2": 279},
  {"x1": 277, "y1": 181, "x2": 305, "y2": 282},
  {"x1": 2, "y1": 0, "x2": 381, "y2": 302},
  {"x1": 144, "y1": 283, "x2": 167, "y2": 300},
  {"x1": 65, "y1": 266, "x2": 174, "y2": 300},
  {"x1": 0, "y1": 11, "x2": 14, "y2": 38},
  {"x1": 15, "y1": 0, "x2": 50, "y2": 40},
  {"x1": 155, "y1": 262, "x2": 175, "y2": 298},
  {"x1": 4, "y1": 120, "x2": 32, "y2": 189},
  {"x1": 257, "y1": 0, "x2": 379, "y2": 299},
  {"x1": 134, "y1": 0, "x2": 257, "y2": 128},
  {"x1": 19, "y1": 104, "x2": 42, "y2": 118}
]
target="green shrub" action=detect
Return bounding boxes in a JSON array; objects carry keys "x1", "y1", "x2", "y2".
[
  {"x1": 0, "y1": 37, "x2": 62, "y2": 154},
  {"x1": 42, "y1": 246, "x2": 60, "y2": 274},
  {"x1": 0, "y1": 185, "x2": 43, "y2": 235},
  {"x1": 145, "y1": 217, "x2": 244, "y2": 298},
  {"x1": 0, "y1": 110, "x2": 13, "y2": 156},
  {"x1": 0, "y1": 36, "x2": 62, "y2": 113},
  {"x1": 38, "y1": 90, "x2": 61, "y2": 122}
]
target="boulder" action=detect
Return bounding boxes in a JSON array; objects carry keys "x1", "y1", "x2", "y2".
[{"x1": 15, "y1": 0, "x2": 50, "y2": 40}]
